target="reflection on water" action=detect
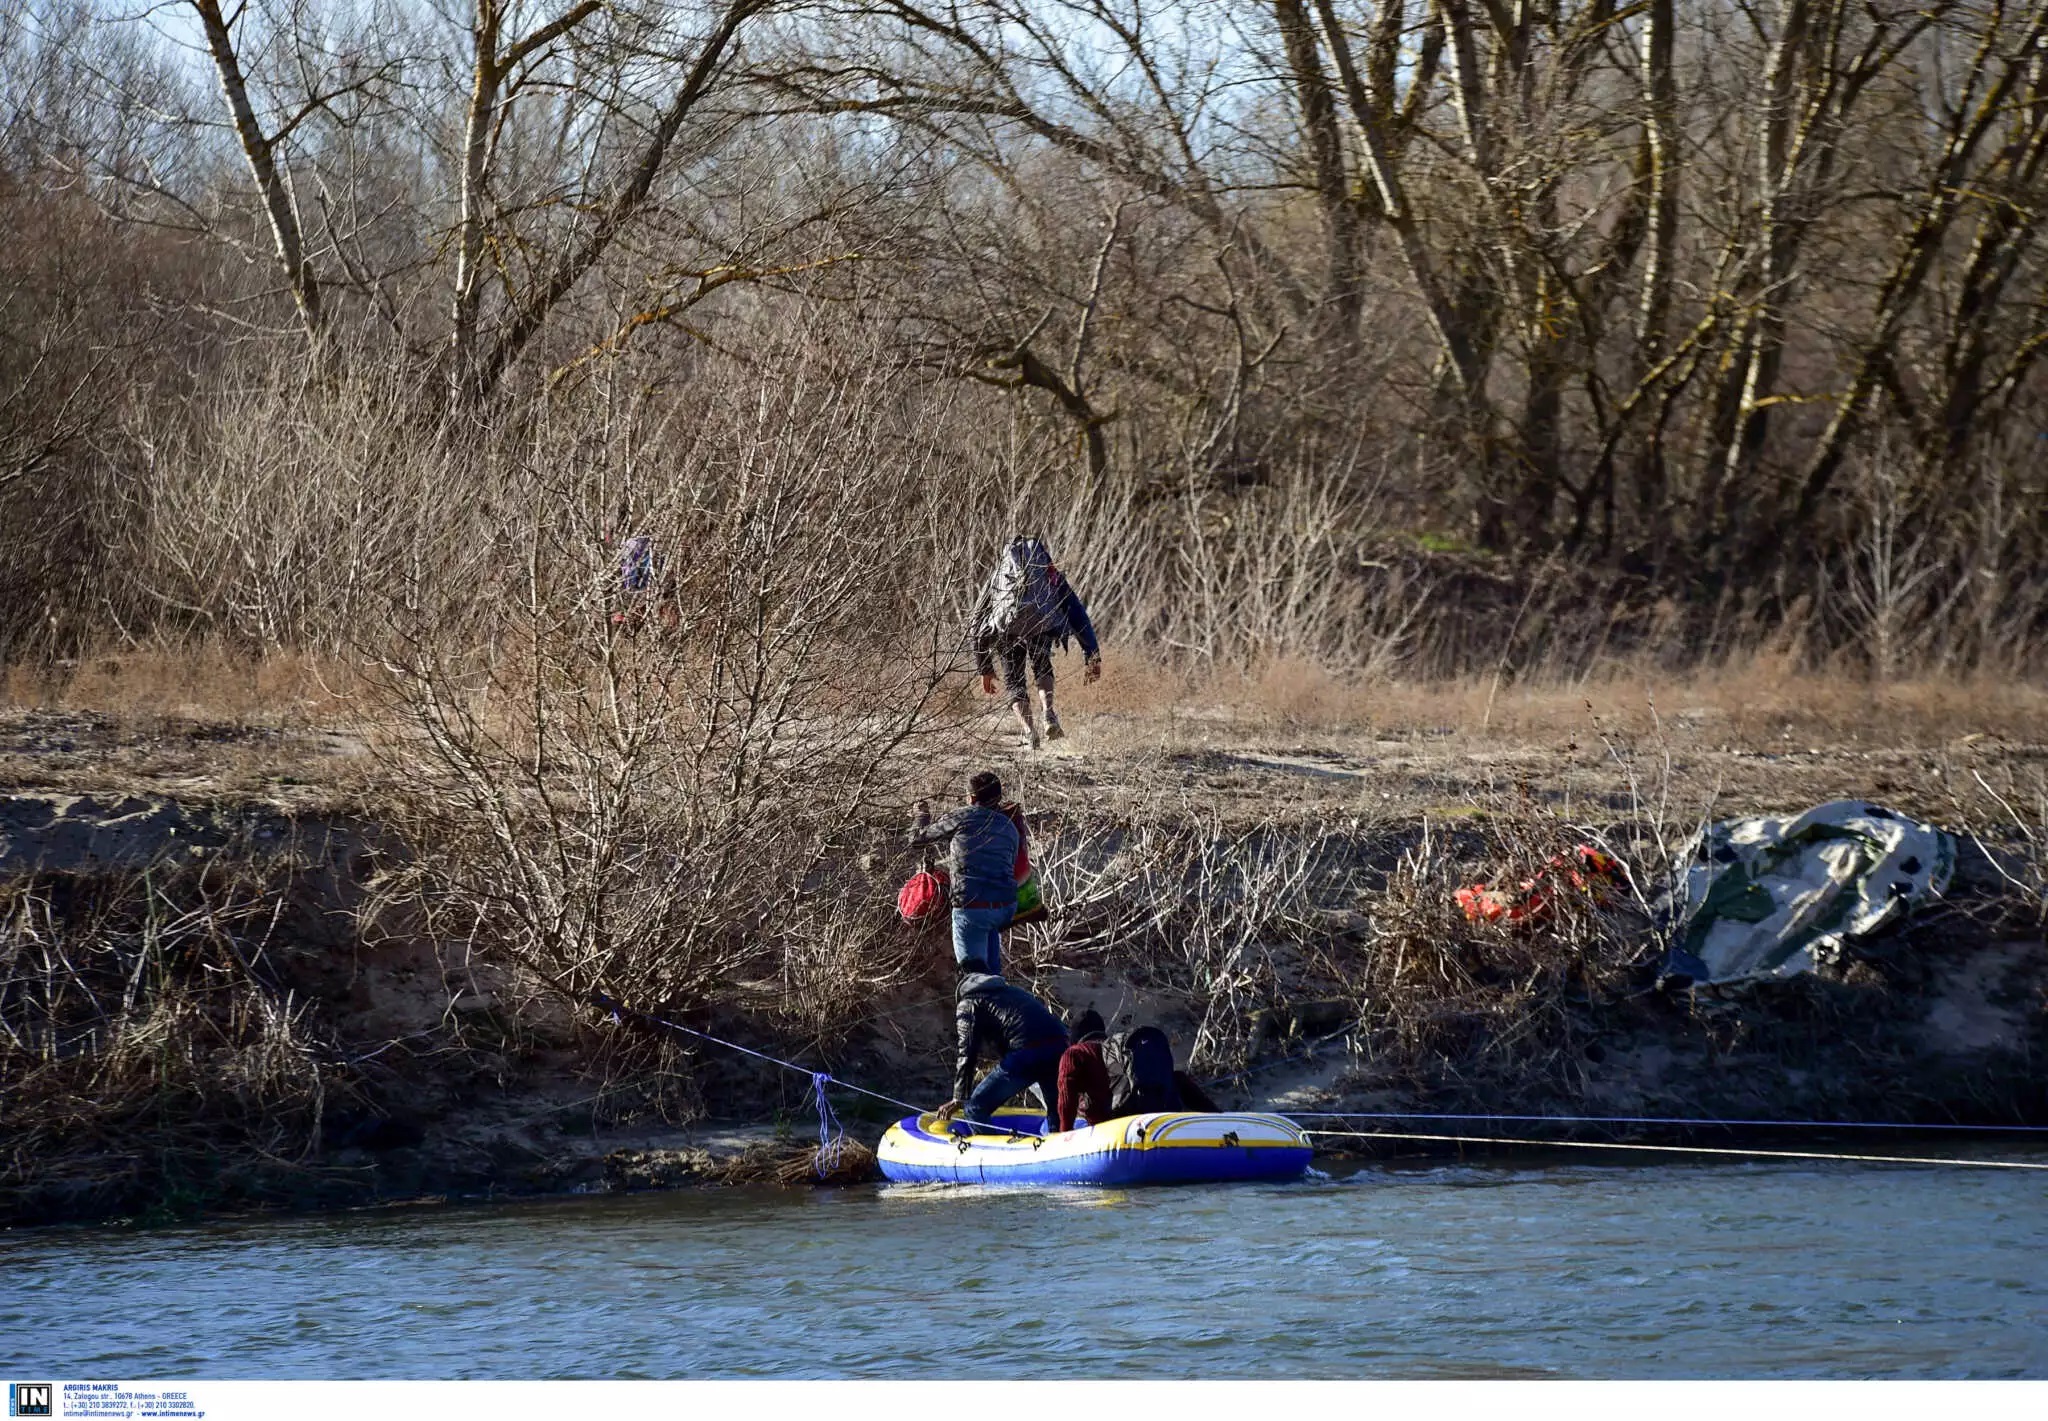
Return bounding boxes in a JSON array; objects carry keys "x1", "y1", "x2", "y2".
[{"x1": 4, "y1": 1157, "x2": 2045, "y2": 1379}]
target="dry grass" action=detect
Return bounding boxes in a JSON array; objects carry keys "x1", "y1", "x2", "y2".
[
  {"x1": 0, "y1": 858, "x2": 359, "y2": 1222},
  {"x1": 2, "y1": 637, "x2": 2042, "y2": 1222},
  {"x1": 1060, "y1": 646, "x2": 2048, "y2": 747},
  {"x1": 2, "y1": 648, "x2": 362, "y2": 726},
  {"x1": 9, "y1": 641, "x2": 2042, "y2": 792}
]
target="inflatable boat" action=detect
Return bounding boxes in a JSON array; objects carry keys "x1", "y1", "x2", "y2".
[{"x1": 876, "y1": 1107, "x2": 1314, "y2": 1186}]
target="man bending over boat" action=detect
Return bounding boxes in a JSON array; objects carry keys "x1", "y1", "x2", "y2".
[{"x1": 937, "y1": 959, "x2": 1069, "y2": 1133}]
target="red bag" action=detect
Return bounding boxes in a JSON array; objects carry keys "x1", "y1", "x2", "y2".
[{"x1": 898, "y1": 869, "x2": 948, "y2": 924}]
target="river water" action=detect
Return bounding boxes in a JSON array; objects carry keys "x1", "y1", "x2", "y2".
[{"x1": 6, "y1": 1157, "x2": 2045, "y2": 1379}]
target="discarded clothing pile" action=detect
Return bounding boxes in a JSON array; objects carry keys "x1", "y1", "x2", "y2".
[{"x1": 1456, "y1": 844, "x2": 1622, "y2": 925}]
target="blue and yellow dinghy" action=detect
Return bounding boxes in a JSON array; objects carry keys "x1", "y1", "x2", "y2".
[{"x1": 877, "y1": 1107, "x2": 1313, "y2": 1186}]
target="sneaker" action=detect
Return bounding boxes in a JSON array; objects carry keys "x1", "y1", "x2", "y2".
[{"x1": 1044, "y1": 718, "x2": 1065, "y2": 742}]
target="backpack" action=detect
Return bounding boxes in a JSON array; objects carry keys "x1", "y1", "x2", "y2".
[
  {"x1": 981, "y1": 537, "x2": 1066, "y2": 642},
  {"x1": 1001, "y1": 800, "x2": 1050, "y2": 926},
  {"x1": 1104, "y1": 1026, "x2": 1182, "y2": 1116},
  {"x1": 620, "y1": 534, "x2": 657, "y2": 593}
]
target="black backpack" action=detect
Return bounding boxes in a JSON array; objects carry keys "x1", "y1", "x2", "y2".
[{"x1": 1105, "y1": 1026, "x2": 1183, "y2": 1116}]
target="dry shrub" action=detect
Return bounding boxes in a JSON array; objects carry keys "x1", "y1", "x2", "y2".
[
  {"x1": 1031, "y1": 811, "x2": 1376, "y2": 1069},
  {"x1": 127, "y1": 374, "x2": 464, "y2": 657},
  {"x1": 1025, "y1": 794, "x2": 1662, "y2": 1097},
  {"x1": 0, "y1": 860, "x2": 349, "y2": 1221},
  {"x1": 1942, "y1": 763, "x2": 2048, "y2": 932},
  {"x1": 366, "y1": 353, "x2": 978, "y2": 1109},
  {"x1": 1334, "y1": 813, "x2": 1656, "y2": 1100}
]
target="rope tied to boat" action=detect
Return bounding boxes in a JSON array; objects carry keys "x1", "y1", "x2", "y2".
[
  {"x1": 591, "y1": 990, "x2": 2046, "y2": 1174},
  {"x1": 594, "y1": 989, "x2": 926, "y2": 1174},
  {"x1": 589, "y1": 989, "x2": 1024, "y2": 1153},
  {"x1": 810, "y1": 1072, "x2": 847, "y2": 1177}
]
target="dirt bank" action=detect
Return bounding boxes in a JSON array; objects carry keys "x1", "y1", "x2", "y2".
[{"x1": 2, "y1": 701, "x2": 2044, "y2": 1227}]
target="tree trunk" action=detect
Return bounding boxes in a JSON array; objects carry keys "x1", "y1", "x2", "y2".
[{"x1": 189, "y1": 0, "x2": 324, "y2": 353}]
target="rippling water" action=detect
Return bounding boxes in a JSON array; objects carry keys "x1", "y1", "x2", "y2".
[{"x1": 5, "y1": 1157, "x2": 2045, "y2": 1378}]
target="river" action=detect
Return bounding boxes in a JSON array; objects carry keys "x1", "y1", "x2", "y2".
[{"x1": 6, "y1": 1156, "x2": 2045, "y2": 1379}]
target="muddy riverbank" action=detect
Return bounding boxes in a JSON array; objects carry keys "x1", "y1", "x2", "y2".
[{"x1": 3, "y1": 701, "x2": 2044, "y2": 1227}]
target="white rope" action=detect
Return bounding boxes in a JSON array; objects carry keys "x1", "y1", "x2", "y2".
[{"x1": 1301, "y1": 1127, "x2": 2048, "y2": 1171}]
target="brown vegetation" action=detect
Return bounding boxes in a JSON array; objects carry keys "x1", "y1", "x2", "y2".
[
  {"x1": 1, "y1": 680, "x2": 2044, "y2": 1223},
  {"x1": 4, "y1": 0, "x2": 2048, "y2": 1223},
  {"x1": 1, "y1": 0, "x2": 2046, "y2": 673}
]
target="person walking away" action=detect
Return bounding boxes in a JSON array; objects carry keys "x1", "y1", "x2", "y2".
[
  {"x1": 604, "y1": 509, "x2": 680, "y2": 635},
  {"x1": 972, "y1": 536, "x2": 1102, "y2": 749},
  {"x1": 1054, "y1": 1009, "x2": 1113, "y2": 1134},
  {"x1": 938, "y1": 959, "x2": 1070, "y2": 1133},
  {"x1": 908, "y1": 770, "x2": 1020, "y2": 975}
]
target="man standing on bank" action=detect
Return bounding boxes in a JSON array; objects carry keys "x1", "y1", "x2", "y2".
[{"x1": 909, "y1": 769, "x2": 1022, "y2": 976}]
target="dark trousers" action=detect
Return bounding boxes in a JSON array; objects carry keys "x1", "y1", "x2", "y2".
[
  {"x1": 964, "y1": 1041, "x2": 1066, "y2": 1129},
  {"x1": 998, "y1": 638, "x2": 1056, "y2": 704}
]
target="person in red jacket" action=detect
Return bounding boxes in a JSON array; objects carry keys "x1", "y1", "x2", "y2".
[{"x1": 1054, "y1": 1009, "x2": 1113, "y2": 1134}]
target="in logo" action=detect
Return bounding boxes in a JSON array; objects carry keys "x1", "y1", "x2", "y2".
[{"x1": 7, "y1": 1384, "x2": 51, "y2": 1418}]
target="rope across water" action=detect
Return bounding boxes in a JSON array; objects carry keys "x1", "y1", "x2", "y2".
[
  {"x1": 1286, "y1": 1109, "x2": 2048, "y2": 1133},
  {"x1": 1298, "y1": 1125, "x2": 2048, "y2": 1172},
  {"x1": 591, "y1": 991, "x2": 1031, "y2": 1149},
  {"x1": 591, "y1": 991, "x2": 2048, "y2": 1172}
]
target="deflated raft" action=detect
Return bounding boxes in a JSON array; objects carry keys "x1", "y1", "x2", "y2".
[{"x1": 876, "y1": 1107, "x2": 1314, "y2": 1186}]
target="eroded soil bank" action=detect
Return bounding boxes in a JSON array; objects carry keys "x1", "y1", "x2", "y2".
[{"x1": 3, "y1": 704, "x2": 2044, "y2": 1227}]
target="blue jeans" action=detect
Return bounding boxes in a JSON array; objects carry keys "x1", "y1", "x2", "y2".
[
  {"x1": 951, "y1": 903, "x2": 1014, "y2": 975},
  {"x1": 963, "y1": 1040, "x2": 1066, "y2": 1130}
]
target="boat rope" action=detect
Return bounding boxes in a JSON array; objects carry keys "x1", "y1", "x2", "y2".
[
  {"x1": 1284, "y1": 1110, "x2": 2048, "y2": 1134},
  {"x1": 811, "y1": 1072, "x2": 847, "y2": 1173},
  {"x1": 591, "y1": 992, "x2": 2048, "y2": 1169},
  {"x1": 1299, "y1": 1126, "x2": 2048, "y2": 1171},
  {"x1": 1197, "y1": 1027, "x2": 2048, "y2": 1140},
  {"x1": 593, "y1": 991, "x2": 928, "y2": 1174},
  {"x1": 589, "y1": 991, "x2": 1026, "y2": 1148}
]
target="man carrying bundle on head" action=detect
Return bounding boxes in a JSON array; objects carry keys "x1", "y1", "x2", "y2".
[
  {"x1": 972, "y1": 535, "x2": 1101, "y2": 750},
  {"x1": 936, "y1": 959, "x2": 1069, "y2": 1134}
]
